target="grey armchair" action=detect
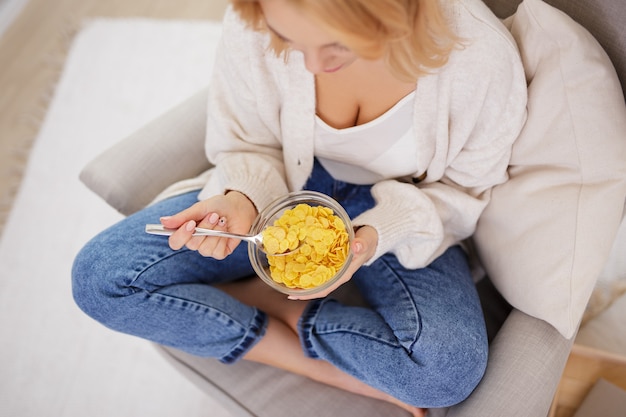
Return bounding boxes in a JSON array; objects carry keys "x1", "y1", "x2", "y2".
[{"x1": 79, "y1": 0, "x2": 626, "y2": 416}]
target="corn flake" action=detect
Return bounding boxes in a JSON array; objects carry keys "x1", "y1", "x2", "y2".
[{"x1": 261, "y1": 203, "x2": 349, "y2": 289}]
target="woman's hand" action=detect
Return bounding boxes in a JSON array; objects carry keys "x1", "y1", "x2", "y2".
[
  {"x1": 287, "y1": 225, "x2": 378, "y2": 300},
  {"x1": 160, "y1": 191, "x2": 257, "y2": 259}
]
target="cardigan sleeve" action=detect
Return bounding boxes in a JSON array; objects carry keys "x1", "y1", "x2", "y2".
[
  {"x1": 199, "y1": 8, "x2": 290, "y2": 212},
  {"x1": 352, "y1": 18, "x2": 528, "y2": 269}
]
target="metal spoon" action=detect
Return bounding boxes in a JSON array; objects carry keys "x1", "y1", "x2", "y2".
[{"x1": 144, "y1": 224, "x2": 299, "y2": 256}]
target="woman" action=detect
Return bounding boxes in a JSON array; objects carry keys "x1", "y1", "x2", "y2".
[{"x1": 72, "y1": 0, "x2": 527, "y2": 415}]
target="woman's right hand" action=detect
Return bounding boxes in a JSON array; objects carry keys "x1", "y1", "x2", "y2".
[{"x1": 160, "y1": 191, "x2": 258, "y2": 259}]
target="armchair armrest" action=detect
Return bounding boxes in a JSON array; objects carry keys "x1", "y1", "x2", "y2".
[{"x1": 79, "y1": 87, "x2": 211, "y2": 215}]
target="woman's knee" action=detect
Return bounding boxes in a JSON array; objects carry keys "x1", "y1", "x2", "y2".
[
  {"x1": 410, "y1": 333, "x2": 488, "y2": 407},
  {"x1": 71, "y1": 234, "x2": 132, "y2": 325}
]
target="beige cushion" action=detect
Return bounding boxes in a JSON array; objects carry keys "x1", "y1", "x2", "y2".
[
  {"x1": 576, "y1": 293, "x2": 626, "y2": 356},
  {"x1": 474, "y1": 0, "x2": 626, "y2": 338},
  {"x1": 581, "y1": 209, "x2": 626, "y2": 325}
]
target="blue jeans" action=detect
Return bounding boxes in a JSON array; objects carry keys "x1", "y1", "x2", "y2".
[{"x1": 72, "y1": 160, "x2": 487, "y2": 407}]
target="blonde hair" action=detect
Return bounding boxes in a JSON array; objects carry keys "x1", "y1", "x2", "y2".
[{"x1": 230, "y1": 0, "x2": 459, "y2": 82}]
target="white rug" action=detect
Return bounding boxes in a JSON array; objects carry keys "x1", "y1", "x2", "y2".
[{"x1": 0, "y1": 18, "x2": 234, "y2": 417}]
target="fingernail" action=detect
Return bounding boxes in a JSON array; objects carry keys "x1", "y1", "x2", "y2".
[
  {"x1": 185, "y1": 220, "x2": 196, "y2": 232},
  {"x1": 160, "y1": 216, "x2": 171, "y2": 222},
  {"x1": 354, "y1": 242, "x2": 363, "y2": 253},
  {"x1": 208, "y1": 213, "x2": 219, "y2": 224}
]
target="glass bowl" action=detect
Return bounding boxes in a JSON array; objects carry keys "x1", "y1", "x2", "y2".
[{"x1": 248, "y1": 191, "x2": 354, "y2": 296}]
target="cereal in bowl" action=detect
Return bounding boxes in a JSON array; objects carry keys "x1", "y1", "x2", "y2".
[{"x1": 261, "y1": 203, "x2": 350, "y2": 289}]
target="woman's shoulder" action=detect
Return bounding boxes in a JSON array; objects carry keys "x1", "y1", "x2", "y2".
[
  {"x1": 445, "y1": 0, "x2": 519, "y2": 57},
  {"x1": 220, "y1": 6, "x2": 304, "y2": 78},
  {"x1": 220, "y1": 6, "x2": 269, "y2": 52},
  {"x1": 436, "y1": 0, "x2": 525, "y2": 90}
]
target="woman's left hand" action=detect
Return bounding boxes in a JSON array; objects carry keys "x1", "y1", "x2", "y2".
[{"x1": 287, "y1": 226, "x2": 378, "y2": 300}]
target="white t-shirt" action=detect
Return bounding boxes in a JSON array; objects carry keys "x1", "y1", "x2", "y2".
[{"x1": 315, "y1": 92, "x2": 417, "y2": 185}]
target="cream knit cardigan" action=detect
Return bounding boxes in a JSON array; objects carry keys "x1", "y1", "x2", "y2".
[{"x1": 194, "y1": 0, "x2": 527, "y2": 269}]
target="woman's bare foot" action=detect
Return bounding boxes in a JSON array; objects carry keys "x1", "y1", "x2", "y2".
[{"x1": 218, "y1": 278, "x2": 427, "y2": 417}]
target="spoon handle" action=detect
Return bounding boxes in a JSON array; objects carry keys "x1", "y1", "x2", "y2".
[{"x1": 144, "y1": 224, "x2": 258, "y2": 244}]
